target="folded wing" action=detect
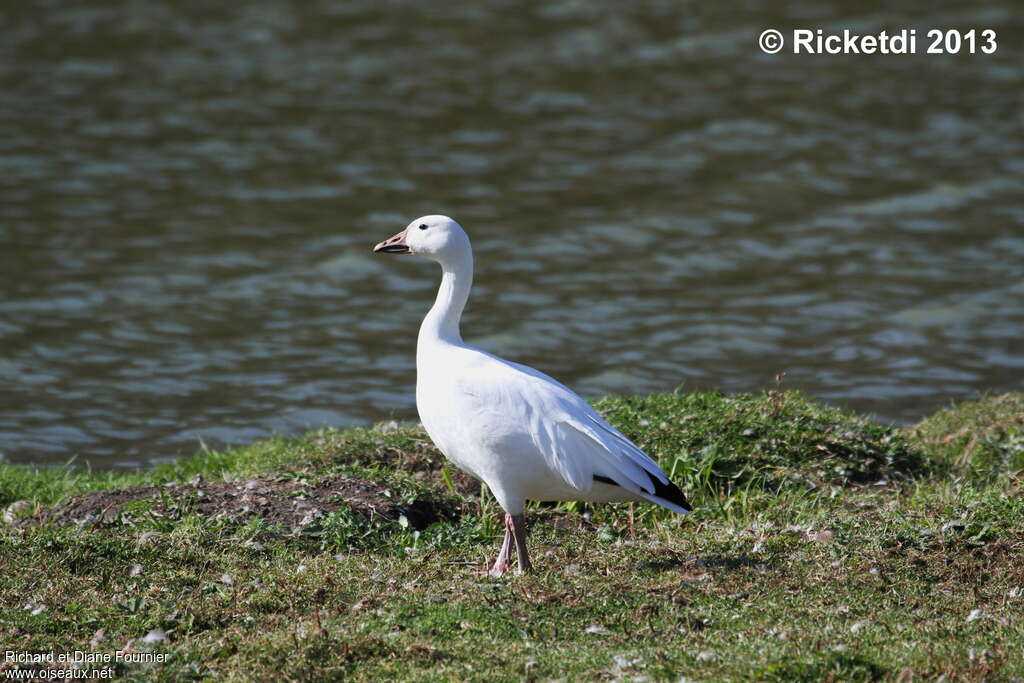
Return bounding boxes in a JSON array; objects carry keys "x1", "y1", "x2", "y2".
[{"x1": 455, "y1": 351, "x2": 691, "y2": 514}]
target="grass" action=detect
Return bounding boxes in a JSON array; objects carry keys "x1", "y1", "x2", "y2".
[
  {"x1": 909, "y1": 393, "x2": 1024, "y2": 480},
  {"x1": 1, "y1": 391, "x2": 1022, "y2": 681}
]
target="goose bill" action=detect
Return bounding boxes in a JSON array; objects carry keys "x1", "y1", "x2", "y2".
[{"x1": 373, "y1": 230, "x2": 411, "y2": 254}]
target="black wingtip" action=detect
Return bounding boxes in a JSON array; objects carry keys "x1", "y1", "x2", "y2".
[
  {"x1": 594, "y1": 473, "x2": 692, "y2": 513},
  {"x1": 651, "y1": 474, "x2": 693, "y2": 513}
]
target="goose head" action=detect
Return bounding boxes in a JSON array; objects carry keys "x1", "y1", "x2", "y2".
[{"x1": 373, "y1": 215, "x2": 470, "y2": 263}]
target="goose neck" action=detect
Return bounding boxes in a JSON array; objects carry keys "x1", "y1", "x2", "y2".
[{"x1": 418, "y1": 251, "x2": 473, "y2": 347}]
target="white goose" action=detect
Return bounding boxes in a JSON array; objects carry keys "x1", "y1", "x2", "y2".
[{"x1": 373, "y1": 215, "x2": 691, "y2": 575}]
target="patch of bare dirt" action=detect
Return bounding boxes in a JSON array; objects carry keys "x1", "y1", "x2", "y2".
[{"x1": 15, "y1": 474, "x2": 459, "y2": 532}]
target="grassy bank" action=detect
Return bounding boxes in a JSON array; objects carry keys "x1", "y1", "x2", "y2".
[{"x1": 1, "y1": 391, "x2": 1022, "y2": 681}]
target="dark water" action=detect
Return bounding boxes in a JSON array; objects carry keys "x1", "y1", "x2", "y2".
[{"x1": 2, "y1": 0, "x2": 1023, "y2": 467}]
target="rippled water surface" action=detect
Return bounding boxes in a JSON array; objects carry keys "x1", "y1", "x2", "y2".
[{"x1": 2, "y1": 0, "x2": 1023, "y2": 467}]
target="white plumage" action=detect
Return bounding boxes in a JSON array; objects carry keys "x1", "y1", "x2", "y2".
[{"x1": 374, "y1": 215, "x2": 691, "y2": 575}]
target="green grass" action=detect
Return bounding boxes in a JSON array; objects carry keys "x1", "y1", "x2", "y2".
[
  {"x1": 1, "y1": 391, "x2": 1022, "y2": 681},
  {"x1": 910, "y1": 393, "x2": 1024, "y2": 480}
]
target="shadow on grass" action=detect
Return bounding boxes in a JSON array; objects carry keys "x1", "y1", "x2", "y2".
[
  {"x1": 754, "y1": 651, "x2": 887, "y2": 682},
  {"x1": 638, "y1": 553, "x2": 770, "y2": 573}
]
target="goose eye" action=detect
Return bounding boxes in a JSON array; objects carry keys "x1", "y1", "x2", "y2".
[{"x1": 419, "y1": 224, "x2": 428, "y2": 230}]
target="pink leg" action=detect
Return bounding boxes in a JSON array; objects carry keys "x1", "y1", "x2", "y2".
[
  {"x1": 510, "y1": 513, "x2": 532, "y2": 574},
  {"x1": 488, "y1": 515, "x2": 513, "y2": 577}
]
